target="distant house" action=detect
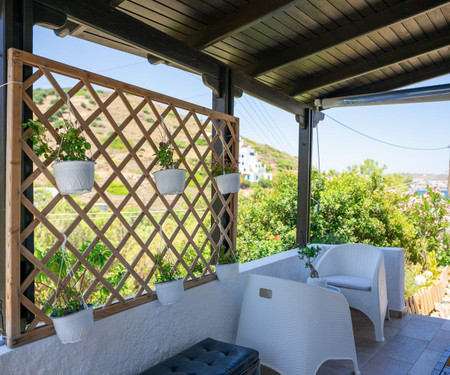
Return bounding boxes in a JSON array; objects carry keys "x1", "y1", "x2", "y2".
[{"x1": 239, "y1": 138, "x2": 273, "y2": 183}]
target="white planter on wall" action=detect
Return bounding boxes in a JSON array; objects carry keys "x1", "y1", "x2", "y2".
[
  {"x1": 154, "y1": 278, "x2": 184, "y2": 305},
  {"x1": 153, "y1": 169, "x2": 186, "y2": 195},
  {"x1": 215, "y1": 173, "x2": 240, "y2": 194},
  {"x1": 216, "y1": 262, "x2": 239, "y2": 282},
  {"x1": 53, "y1": 160, "x2": 95, "y2": 195},
  {"x1": 51, "y1": 306, "x2": 94, "y2": 344}
]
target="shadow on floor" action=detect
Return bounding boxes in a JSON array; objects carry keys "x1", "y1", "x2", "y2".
[{"x1": 259, "y1": 309, "x2": 449, "y2": 375}]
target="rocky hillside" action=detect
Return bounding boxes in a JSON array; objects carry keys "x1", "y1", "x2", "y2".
[
  {"x1": 241, "y1": 137, "x2": 297, "y2": 176},
  {"x1": 32, "y1": 88, "x2": 295, "y2": 205}
]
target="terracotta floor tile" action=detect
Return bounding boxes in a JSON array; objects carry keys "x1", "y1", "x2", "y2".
[
  {"x1": 442, "y1": 320, "x2": 450, "y2": 332},
  {"x1": 398, "y1": 317, "x2": 442, "y2": 341},
  {"x1": 361, "y1": 353, "x2": 411, "y2": 375},
  {"x1": 408, "y1": 349, "x2": 443, "y2": 375},
  {"x1": 426, "y1": 329, "x2": 450, "y2": 353},
  {"x1": 377, "y1": 334, "x2": 428, "y2": 364},
  {"x1": 385, "y1": 313, "x2": 414, "y2": 329}
]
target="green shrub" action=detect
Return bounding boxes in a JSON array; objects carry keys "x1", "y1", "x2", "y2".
[
  {"x1": 176, "y1": 140, "x2": 188, "y2": 149},
  {"x1": 107, "y1": 182, "x2": 128, "y2": 195},
  {"x1": 100, "y1": 137, "x2": 135, "y2": 150},
  {"x1": 145, "y1": 117, "x2": 154, "y2": 123},
  {"x1": 195, "y1": 138, "x2": 208, "y2": 146}
]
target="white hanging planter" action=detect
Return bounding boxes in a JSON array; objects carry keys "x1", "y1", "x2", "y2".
[
  {"x1": 215, "y1": 173, "x2": 240, "y2": 194},
  {"x1": 216, "y1": 262, "x2": 239, "y2": 282},
  {"x1": 51, "y1": 305, "x2": 94, "y2": 344},
  {"x1": 154, "y1": 278, "x2": 184, "y2": 305},
  {"x1": 53, "y1": 160, "x2": 95, "y2": 195},
  {"x1": 153, "y1": 168, "x2": 186, "y2": 195},
  {"x1": 306, "y1": 277, "x2": 328, "y2": 288}
]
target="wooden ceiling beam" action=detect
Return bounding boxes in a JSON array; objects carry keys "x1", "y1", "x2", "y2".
[
  {"x1": 34, "y1": 0, "x2": 310, "y2": 115},
  {"x1": 184, "y1": 0, "x2": 303, "y2": 49},
  {"x1": 323, "y1": 61, "x2": 450, "y2": 98},
  {"x1": 290, "y1": 30, "x2": 450, "y2": 97},
  {"x1": 245, "y1": 0, "x2": 449, "y2": 77}
]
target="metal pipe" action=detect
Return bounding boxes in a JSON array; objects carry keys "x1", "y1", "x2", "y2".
[{"x1": 315, "y1": 83, "x2": 450, "y2": 110}]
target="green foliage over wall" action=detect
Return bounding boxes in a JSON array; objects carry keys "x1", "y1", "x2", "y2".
[{"x1": 237, "y1": 159, "x2": 449, "y2": 270}]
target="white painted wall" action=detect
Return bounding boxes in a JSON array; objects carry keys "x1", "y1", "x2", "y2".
[{"x1": 0, "y1": 246, "x2": 405, "y2": 375}]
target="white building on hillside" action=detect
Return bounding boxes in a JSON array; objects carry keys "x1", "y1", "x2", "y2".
[{"x1": 239, "y1": 138, "x2": 273, "y2": 183}]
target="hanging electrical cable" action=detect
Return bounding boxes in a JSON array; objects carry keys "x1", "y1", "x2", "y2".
[
  {"x1": 234, "y1": 100, "x2": 274, "y2": 146},
  {"x1": 247, "y1": 96, "x2": 297, "y2": 155},
  {"x1": 325, "y1": 114, "x2": 448, "y2": 151}
]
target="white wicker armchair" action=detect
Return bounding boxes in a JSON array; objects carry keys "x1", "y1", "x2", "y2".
[
  {"x1": 236, "y1": 274, "x2": 360, "y2": 375},
  {"x1": 316, "y1": 243, "x2": 388, "y2": 342}
]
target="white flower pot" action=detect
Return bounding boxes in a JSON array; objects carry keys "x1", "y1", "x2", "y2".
[
  {"x1": 51, "y1": 306, "x2": 94, "y2": 344},
  {"x1": 153, "y1": 169, "x2": 186, "y2": 195},
  {"x1": 53, "y1": 160, "x2": 95, "y2": 195},
  {"x1": 216, "y1": 262, "x2": 239, "y2": 282},
  {"x1": 307, "y1": 277, "x2": 328, "y2": 288},
  {"x1": 214, "y1": 173, "x2": 240, "y2": 194},
  {"x1": 154, "y1": 278, "x2": 184, "y2": 305}
]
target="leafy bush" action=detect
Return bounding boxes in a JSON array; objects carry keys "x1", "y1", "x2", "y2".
[
  {"x1": 107, "y1": 181, "x2": 128, "y2": 195},
  {"x1": 196, "y1": 138, "x2": 208, "y2": 146}
]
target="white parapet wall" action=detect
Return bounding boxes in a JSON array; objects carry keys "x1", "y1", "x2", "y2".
[{"x1": 0, "y1": 245, "x2": 405, "y2": 375}]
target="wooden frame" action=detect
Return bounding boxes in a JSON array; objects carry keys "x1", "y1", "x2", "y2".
[{"x1": 5, "y1": 48, "x2": 239, "y2": 347}]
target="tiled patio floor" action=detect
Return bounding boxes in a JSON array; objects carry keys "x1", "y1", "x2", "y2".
[{"x1": 262, "y1": 310, "x2": 450, "y2": 375}]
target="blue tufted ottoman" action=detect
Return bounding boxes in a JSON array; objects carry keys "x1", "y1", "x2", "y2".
[{"x1": 139, "y1": 337, "x2": 260, "y2": 375}]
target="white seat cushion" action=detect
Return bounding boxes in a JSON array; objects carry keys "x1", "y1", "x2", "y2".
[{"x1": 324, "y1": 275, "x2": 372, "y2": 291}]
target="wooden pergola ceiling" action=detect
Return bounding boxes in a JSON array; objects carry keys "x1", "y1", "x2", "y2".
[{"x1": 34, "y1": 0, "x2": 450, "y2": 114}]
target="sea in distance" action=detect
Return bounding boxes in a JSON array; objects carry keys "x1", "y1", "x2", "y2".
[{"x1": 416, "y1": 190, "x2": 448, "y2": 200}]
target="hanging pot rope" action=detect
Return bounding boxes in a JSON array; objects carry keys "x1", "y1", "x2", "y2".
[
  {"x1": 55, "y1": 234, "x2": 88, "y2": 309},
  {"x1": 220, "y1": 132, "x2": 226, "y2": 175}
]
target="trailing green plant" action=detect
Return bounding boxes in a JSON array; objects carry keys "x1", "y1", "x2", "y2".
[
  {"x1": 211, "y1": 160, "x2": 239, "y2": 177},
  {"x1": 155, "y1": 141, "x2": 182, "y2": 169},
  {"x1": 23, "y1": 119, "x2": 93, "y2": 161},
  {"x1": 153, "y1": 254, "x2": 180, "y2": 283},
  {"x1": 48, "y1": 284, "x2": 85, "y2": 318},
  {"x1": 297, "y1": 245, "x2": 321, "y2": 278},
  {"x1": 217, "y1": 246, "x2": 237, "y2": 264}
]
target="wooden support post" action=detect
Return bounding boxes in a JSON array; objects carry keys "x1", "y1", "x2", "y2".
[
  {"x1": 296, "y1": 109, "x2": 313, "y2": 248},
  {"x1": 204, "y1": 67, "x2": 237, "y2": 252},
  {"x1": 5, "y1": 50, "x2": 24, "y2": 347},
  {"x1": 1, "y1": 0, "x2": 34, "y2": 344}
]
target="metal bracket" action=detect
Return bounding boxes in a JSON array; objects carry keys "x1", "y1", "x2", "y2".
[{"x1": 296, "y1": 110, "x2": 324, "y2": 129}]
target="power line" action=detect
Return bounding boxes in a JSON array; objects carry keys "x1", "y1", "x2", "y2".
[
  {"x1": 325, "y1": 114, "x2": 449, "y2": 151},
  {"x1": 235, "y1": 100, "x2": 274, "y2": 146},
  {"x1": 248, "y1": 96, "x2": 297, "y2": 155},
  {"x1": 244, "y1": 95, "x2": 294, "y2": 154}
]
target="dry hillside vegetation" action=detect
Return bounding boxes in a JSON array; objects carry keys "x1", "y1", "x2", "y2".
[{"x1": 33, "y1": 87, "x2": 214, "y2": 210}]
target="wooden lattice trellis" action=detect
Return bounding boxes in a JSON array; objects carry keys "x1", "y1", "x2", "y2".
[{"x1": 5, "y1": 48, "x2": 239, "y2": 347}]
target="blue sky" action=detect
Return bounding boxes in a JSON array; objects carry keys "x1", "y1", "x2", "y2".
[{"x1": 33, "y1": 26, "x2": 450, "y2": 175}]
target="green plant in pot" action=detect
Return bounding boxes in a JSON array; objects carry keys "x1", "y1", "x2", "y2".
[
  {"x1": 212, "y1": 160, "x2": 240, "y2": 195},
  {"x1": 44, "y1": 247, "x2": 94, "y2": 344},
  {"x1": 152, "y1": 254, "x2": 184, "y2": 305},
  {"x1": 298, "y1": 245, "x2": 327, "y2": 288},
  {"x1": 23, "y1": 118, "x2": 95, "y2": 195},
  {"x1": 152, "y1": 141, "x2": 186, "y2": 195},
  {"x1": 215, "y1": 246, "x2": 239, "y2": 282}
]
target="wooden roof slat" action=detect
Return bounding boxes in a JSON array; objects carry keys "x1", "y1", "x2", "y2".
[
  {"x1": 184, "y1": 0, "x2": 302, "y2": 49},
  {"x1": 308, "y1": 0, "x2": 353, "y2": 26},
  {"x1": 290, "y1": 29, "x2": 450, "y2": 96},
  {"x1": 244, "y1": 0, "x2": 448, "y2": 77},
  {"x1": 34, "y1": 0, "x2": 449, "y2": 108},
  {"x1": 36, "y1": 0, "x2": 309, "y2": 115}
]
